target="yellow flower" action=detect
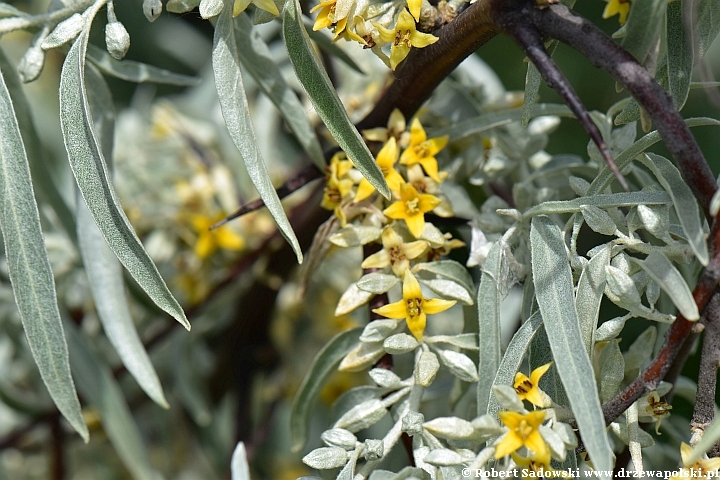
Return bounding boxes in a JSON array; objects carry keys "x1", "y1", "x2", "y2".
[
  {"x1": 670, "y1": 443, "x2": 720, "y2": 480},
  {"x1": 495, "y1": 410, "x2": 550, "y2": 465},
  {"x1": 321, "y1": 152, "x2": 355, "y2": 225},
  {"x1": 363, "y1": 108, "x2": 410, "y2": 147},
  {"x1": 372, "y1": 270, "x2": 455, "y2": 340},
  {"x1": 407, "y1": 0, "x2": 421, "y2": 21},
  {"x1": 512, "y1": 453, "x2": 571, "y2": 478},
  {"x1": 374, "y1": 9, "x2": 438, "y2": 70},
  {"x1": 514, "y1": 362, "x2": 553, "y2": 408},
  {"x1": 355, "y1": 137, "x2": 405, "y2": 202},
  {"x1": 361, "y1": 226, "x2": 428, "y2": 276},
  {"x1": 191, "y1": 214, "x2": 245, "y2": 259},
  {"x1": 311, "y1": 0, "x2": 337, "y2": 31},
  {"x1": 383, "y1": 183, "x2": 441, "y2": 238},
  {"x1": 602, "y1": 0, "x2": 630, "y2": 24},
  {"x1": 234, "y1": 0, "x2": 278, "y2": 17},
  {"x1": 643, "y1": 391, "x2": 672, "y2": 435},
  {"x1": 400, "y1": 118, "x2": 448, "y2": 182}
]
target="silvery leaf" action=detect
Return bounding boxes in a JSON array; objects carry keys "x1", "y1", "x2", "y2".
[
  {"x1": 339, "y1": 341, "x2": 386, "y2": 372},
  {"x1": 322, "y1": 428, "x2": 358, "y2": 450},
  {"x1": 360, "y1": 320, "x2": 400, "y2": 343},
  {"x1": 539, "y1": 424, "x2": 566, "y2": 461},
  {"x1": 330, "y1": 225, "x2": 382, "y2": 247},
  {"x1": 415, "y1": 260, "x2": 474, "y2": 293},
  {"x1": 42, "y1": 13, "x2": 84, "y2": 49},
  {"x1": 357, "y1": 273, "x2": 400, "y2": 294},
  {"x1": 424, "y1": 334, "x2": 478, "y2": 350},
  {"x1": 597, "y1": 340, "x2": 624, "y2": 403},
  {"x1": 423, "y1": 449, "x2": 465, "y2": 467},
  {"x1": 492, "y1": 385, "x2": 524, "y2": 412},
  {"x1": 334, "y1": 399, "x2": 388, "y2": 432},
  {"x1": 438, "y1": 350, "x2": 479, "y2": 383},
  {"x1": 231, "y1": 442, "x2": 250, "y2": 480},
  {"x1": 419, "y1": 278, "x2": 473, "y2": 305},
  {"x1": 383, "y1": 334, "x2": 419, "y2": 354},
  {"x1": 631, "y1": 251, "x2": 699, "y2": 320},
  {"x1": 302, "y1": 447, "x2": 349, "y2": 470},
  {"x1": 335, "y1": 282, "x2": 374, "y2": 316},
  {"x1": 582, "y1": 205, "x2": 618, "y2": 236},
  {"x1": 423, "y1": 417, "x2": 476, "y2": 441},
  {"x1": 605, "y1": 265, "x2": 642, "y2": 308},
  {"x1": 369, "y1": 368, "x2": 402, "y2": 389},
  {"x1": 595, "y1": 316, "x2": 628, "y2": 342},
  {"x1": 415, "y1": 351, "x2": 440, "y2": 387}
]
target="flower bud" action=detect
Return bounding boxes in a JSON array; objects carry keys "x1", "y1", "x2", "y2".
[
  {"x1": 18, "y1": 45, "x2": 45, "y2": 83},
  {"x1": 41, "y1": 14, "x2": 84, "y2": 50},
  {"x1": 143, "y1": 0, "x2": 163, "y2": 22},
  {"x1": 199, "y1": 0, "x2": 224, "y2": 18},
  {"x1": 105, "y1": 22, "x2": 130, "y2": 60}
]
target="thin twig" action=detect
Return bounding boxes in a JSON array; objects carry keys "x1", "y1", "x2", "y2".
[
  {"x1": 526, "y1": 1, "x2": 717, "y2": 217},
  {"x1": 495, "y1": 13, "x2": 628, "y2": 190}
]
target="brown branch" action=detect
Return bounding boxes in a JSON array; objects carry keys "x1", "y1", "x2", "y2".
[
  {"x1": 524, "y1": 1, "x2": 717, "y2": 218},
  {"x1": 601, "y1": 219, "x2": 720, "y2": 425},
  {"x1": 691, "y1": 291, "x2": 720, "y2": 455},
  {"x1": 494, "y1": 11, "x2": 628, "y2": 190}
]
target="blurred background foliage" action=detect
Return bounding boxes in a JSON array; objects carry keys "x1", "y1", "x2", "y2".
[{"x1": 0, "y1": 0, "x2": 718, "y2": 479}]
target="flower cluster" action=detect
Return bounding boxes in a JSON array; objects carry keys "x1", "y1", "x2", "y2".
[{"x1": 310, "y1": 0, "x2": 438, "y2": 70}]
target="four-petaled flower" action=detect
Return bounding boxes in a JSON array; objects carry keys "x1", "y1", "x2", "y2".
[
  {"x1": 602, "y1": 0, "x2": 630, "y2": 25},
  {"x1": 361, "y1": 226, "x2": 428, "y2": 275},
  {"x1": 495, "y1": 410, "x2": 550, "y2": 465},
  {"x1": 190, "y1": 214, "x2": 245, "y2": 259},
  {"x1": 372, "y1": 270, "x2": 455, "y2": 340},
  {"x1": 643, "y1": 391, "x2": 672, "y2": 435},
  {"x1": 670, "y1": 443, "x2": 720, "y2": 480},
  {"x1": 355, "y1": 137, "x2": 405, "y2": 202},
  {"x1": 311, "y1": 0, "x2": 337, "y2": 30},
  {"x1": 514, "y1": 362, "x2": 553, "y2": 408},
  {"x1": 383, "y1": 183, "x2": 441, "y2": 238},
  {"x1": 400, "y1": 118, "x2": 448, "y2": 182},
  {"x1": 511, "y1": 453, "x2": 570, "y2": 478},
  {"x1": 374, "y1": 9, "x2": 438, "y2": 70}
]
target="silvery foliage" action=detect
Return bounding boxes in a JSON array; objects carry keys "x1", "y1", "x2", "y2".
[{"x1": 0, "y1": 0, "x2": 717, "y2": 478}]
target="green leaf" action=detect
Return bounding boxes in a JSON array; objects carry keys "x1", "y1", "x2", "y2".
[
  {"x1": 476, "y1": 240, "x2": 504, "y2": 415},
  {"x1": 59, "y1": 30, "x2": 190, "y2": 330},
  {"x1": 622, "y1": 0, "x2": 665, "y2": 63},
  {"x1": 0, "y1": 47, "x2": 77, "y2": 243},
  {"x1": 291, "y1": 327, "x2": 363, "y2": 452},
  {"x1": 588, "y1": 117, "x2": 720, "y2": 195},
  {"x1": 666, "y1": 0, "x2": 693, "y2": 110},
  {"x1": 487, "y1": 311, "x2": 543, "y2": 417},
  {"x1": 282, "y1": 0, "x2": 389, "y2": 199},
  {"x1": 231, "y1": 442, "x2": 251, "y2": 480},
  {"x1": 523, "y1": 191, "x2": 671, "y2": 218},
  {"x1": 575, "y1": 245, "x2": 611, "y2": 355},
  {"x1": 415, "y1": 260, "x2": 474, "y2": 293},
  {"x1": 0, "y1": 54, "x2": 88, "y2": 442},
  {"x1": 77, "y1": 200, "x2": 168, "y2": 407},
  {"x1": 86, "y1": 44, "x2": 200, "y2": 86},
  {"x1": 305, "y1": 23, "x2": 365, "y2": 75},
  {"x1": 522, "y1": 41, "x2": 559, "y2": 127},
  {"x1": 213, "y1": 3, "x2": 304, "y2": 262},
  {"x1": 234, "y1": 13, "x2": 324, "y2": 168},
  {"x1": 64, "y1": 318, "x2": 157, "y2": 480},
  {"x1": 639, "y1": 153, "x2": 708, "y2": 266},
  {"x1": 631, "y1": 251, "x2": 699, "y2": 320},
  {"x1": 530, "y1": 216, "x2": 613, "y2": 472},
  {"x1": 428, "y1": 104, "x2": 573, "y2": 140}
]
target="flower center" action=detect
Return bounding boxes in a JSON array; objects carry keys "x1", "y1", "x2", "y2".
[
  {"x1": 406, "y1": 297, "x2": 422, "y2": 318},
  {"x1": 394, "y1": 30, "x2": 412, "y2": 47},
  {"x1": 515, "y1": 379, "x2": 533, "y2": 395},
  {"x1": 515, "y1": 419, "x2": 534, "y2": 440},
  {"x1": 414, "y1": 141, "x2": 431, "y2": 158},
  {"x1": 405, "y1": 197, "x2": 420, "y2": 215},
  {"x1": 389, "y1": 246, "x2": 406, "y2": 264},
  {"x1": 325, "y1": 187, "x2": 341, "y2": 205},
  {"x1": 411, "y1": 180, "x2": 427, "y2": 193}
]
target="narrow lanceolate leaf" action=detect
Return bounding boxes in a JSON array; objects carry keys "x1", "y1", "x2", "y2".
[
  {"x1": 282, "y1": 0, "x2": 389, "y2": 199},
  {"x1": 77, "y1": 200, "x2": 168, "y2": 407},
  {"x1": 666, "y1": 0, "x2": 693, "y2": 110},
  {"x1": 622, "y1": 0, "x2": 664, "y2": 63},
  {"x1": 234, "y1": 13, "x2": 324, "y2": 168},
  {"x1": 631, "y1": 252, "x2": 699, "y2": 320},
  {"x1": 476, "y1": 241, "x2": 504, "y2": 416},
  {"x1": 587, "y1": 117, "x2": 720, "y2": 196},
  {"x1": 231, "y1": 442, "x2": 251, "y2": 480},
  {"x1": 213, "y1": 3, "x2": 303, "y2": 262},
  {"x1": 575, "y1": 245, "x2": 611, "y2": 355},
  {"x1": 639, "y1": 153, "x2": 708, "y2": 266},
  {"x1": 0, "y1": 60, "x2": 88, "y2": 442},
  {"x1": 530, "y1": 216, "x2": 613, "y2": 472},
  {"x1": 59, "y1": 31, "x2": 190, "y2": 330},
  {"x1": 522, "y1": 41, "x2": 559, "y2": 127},
  {"x1": 86, "y1": 45, "x2": 200, "y2": 86},
  {"x1": 487, "y1": 311, "x2": 543, "y2": 417},
  {"x1": 65, "y1": 319, "x2": 157, "y2": 480},
  {"x1": 524, "y1": 191, "x2": 671, "y2": 218},
  {"x1": 291, "y1": 327, "x2": 363, "y2": 452}
]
